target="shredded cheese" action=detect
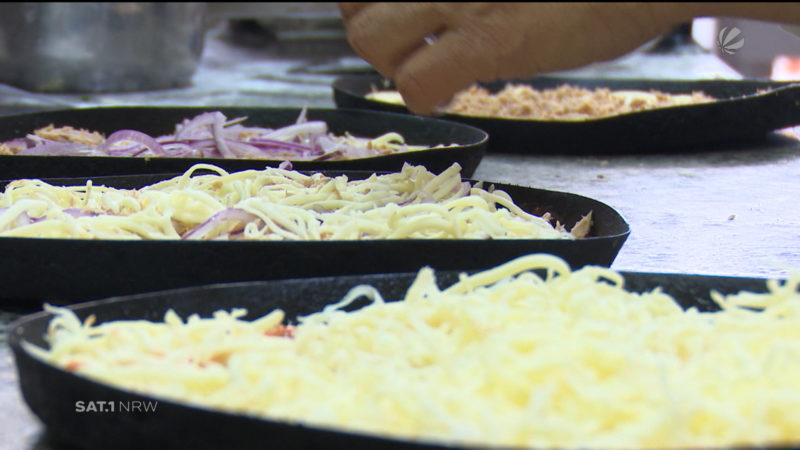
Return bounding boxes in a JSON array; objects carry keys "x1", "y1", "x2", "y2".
[
  {"x1": 0, "y1": 163, "x2": 578, "y2": 240},
  {"x1": 27, "y1": 254, "x2": 800, "y2": 449}
]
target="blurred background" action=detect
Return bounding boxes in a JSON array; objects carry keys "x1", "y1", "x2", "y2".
[
  {"x1": 692, "y1": 16, "x2": 800, "y2": 80},
  {"x1": 0, "y1": 2, "x2": 797, "y2": 115}
]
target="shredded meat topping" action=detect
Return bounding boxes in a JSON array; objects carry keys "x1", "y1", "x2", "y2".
[
  {"x1": 445, "y1": 84, "x2": 714, "y2": 120},
  {"x1": 368, "y1": 84, "x2": 715, "y2": 121},
  {"x1": 33, "y1": 125, "x2": 106, "y2": 146}
]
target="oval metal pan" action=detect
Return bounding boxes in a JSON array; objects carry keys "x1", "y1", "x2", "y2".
[
  {"x1": 0, "y1": 170, "x2": 629, "y2": 306},
  {"x1": 332, "y1": 74, "x2": 800, "y2": 154},
  {"x1": 0, "y1": 106, "x2": 488, "y2": 179},
  {"x1": 8, "y1": 270, "x2": 791, "y2": 450}
]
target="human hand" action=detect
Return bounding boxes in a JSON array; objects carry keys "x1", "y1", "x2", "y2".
[{"x1": 339, "y1": 3, "x2": 688, "y2": 115}]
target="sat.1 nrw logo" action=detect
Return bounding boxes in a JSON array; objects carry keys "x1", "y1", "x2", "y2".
[{"x1": 717, "y1": 26, "x2": 744, "y2": 54}]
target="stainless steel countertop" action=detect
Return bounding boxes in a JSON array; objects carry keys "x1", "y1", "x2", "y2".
[{"x1": 1, "y1": 22, "x2": 799, "y2": 450}]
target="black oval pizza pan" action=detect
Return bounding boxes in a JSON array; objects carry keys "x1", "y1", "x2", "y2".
[
  {"x1": 0, "y1": 169, "x2": 629, "y2": 307},
  {"x1": 8, "y1": 269, "x2": 793, "y2": 450},
  {"x1": 0, "y1": 106, "x2": 488, "y2": 179},
  {"x1": 332, "y1": 74, "x2": 800, "y2": 154}
]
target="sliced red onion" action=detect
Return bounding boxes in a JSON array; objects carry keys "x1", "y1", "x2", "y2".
[
  {"x1": 161, "y1": 143, "x2": 203, "y2": 158},
  {"x1": 5, "y1": 211, "x2": 46, "y2": 227},
  {"x1": 451, "y1": 181, "x2": 471, "y2": 199},
  {"x1": 63, "y1": 208, "x2": 99, "y2": 218},
  {"x1": 182, "y1": 208, "x2": 260, "y2": 240},
  {"x1": 313, "y1": 150, "x2": 344, "y2": 161},
  {"x1": 261, "y1": 121, "x2": 328, "y2": 142},
  {"x1": 278, "y1": 161, "x2": 293, "y2": 170},
  {"x1": 15, "y1": 212, "x2": 33, "y2": 227},
  {"x1": 17, "y1": 141, "x2": 100, "y2": 156},
  {"x1": 107, "y1": 142, "x2": 142, "y2": 156},
  {"x1": 156, "y1": 137, "x2": 214, "y2": 147},
  {"x1": 174, "y1": 111, "x2": 221, "y2": 140},
  {"x1": 98, "y1": 130, "x2": 166, "y2": 156},
  {"x1": 209, "y1": 112, "x2": 235, "y2": 159},
  {"x1": 158, "y1": 137, "x2": 220, "y2": 158},
  {"x1": 3, "y1": 110, "x2": 440, "y2": 161},
  {"x1": 5, "y1": 138, "x2": 27, "y2": 146},
  {"x1": 329, "y1": 140, "x2": 376, "y2": 160},
  {"x1": 221, "y1": 124, "x2": 274, "y2": 140},
  {"x1": 24, "y1": 134, "x2": 48, "y2": 146},
  {"x1": 223, "y1": 116, "x2": 249, "y2": 127},
  {"x1": 296, "y1": 104, "x2": 309, "y2": 124},
  {"x1": 246, "y1": 138, "x2": 316, "y2": 153},
  {"x1": 223, "y1": 140, "x2": 271, "y2": 159},
  {"x1": 347, "y1": 146, "x2": 377, "y2": 159},
  {"x1": 3, "y1": 138, "x2": 28, "y2": 153},
  {"x1": 315, "y1": 135, "x2": 345, "y2": 156}
]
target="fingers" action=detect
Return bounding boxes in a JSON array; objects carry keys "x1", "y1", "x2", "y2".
[
  {"x1": 339, "y1": 2, "x2": 676, "y2": 116},
  {"x1": 341, "y1": 2, "x2": 527, "y2": 115},
  {"x1": 391, "y1": 31, "x2": 476, "y2": 116},
  {"x1": 393, "y1": 6, "x2": 523, "y2": 115},
  {"x1": 341, "y1": 3, "x2": 447, "y2": 78}
]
